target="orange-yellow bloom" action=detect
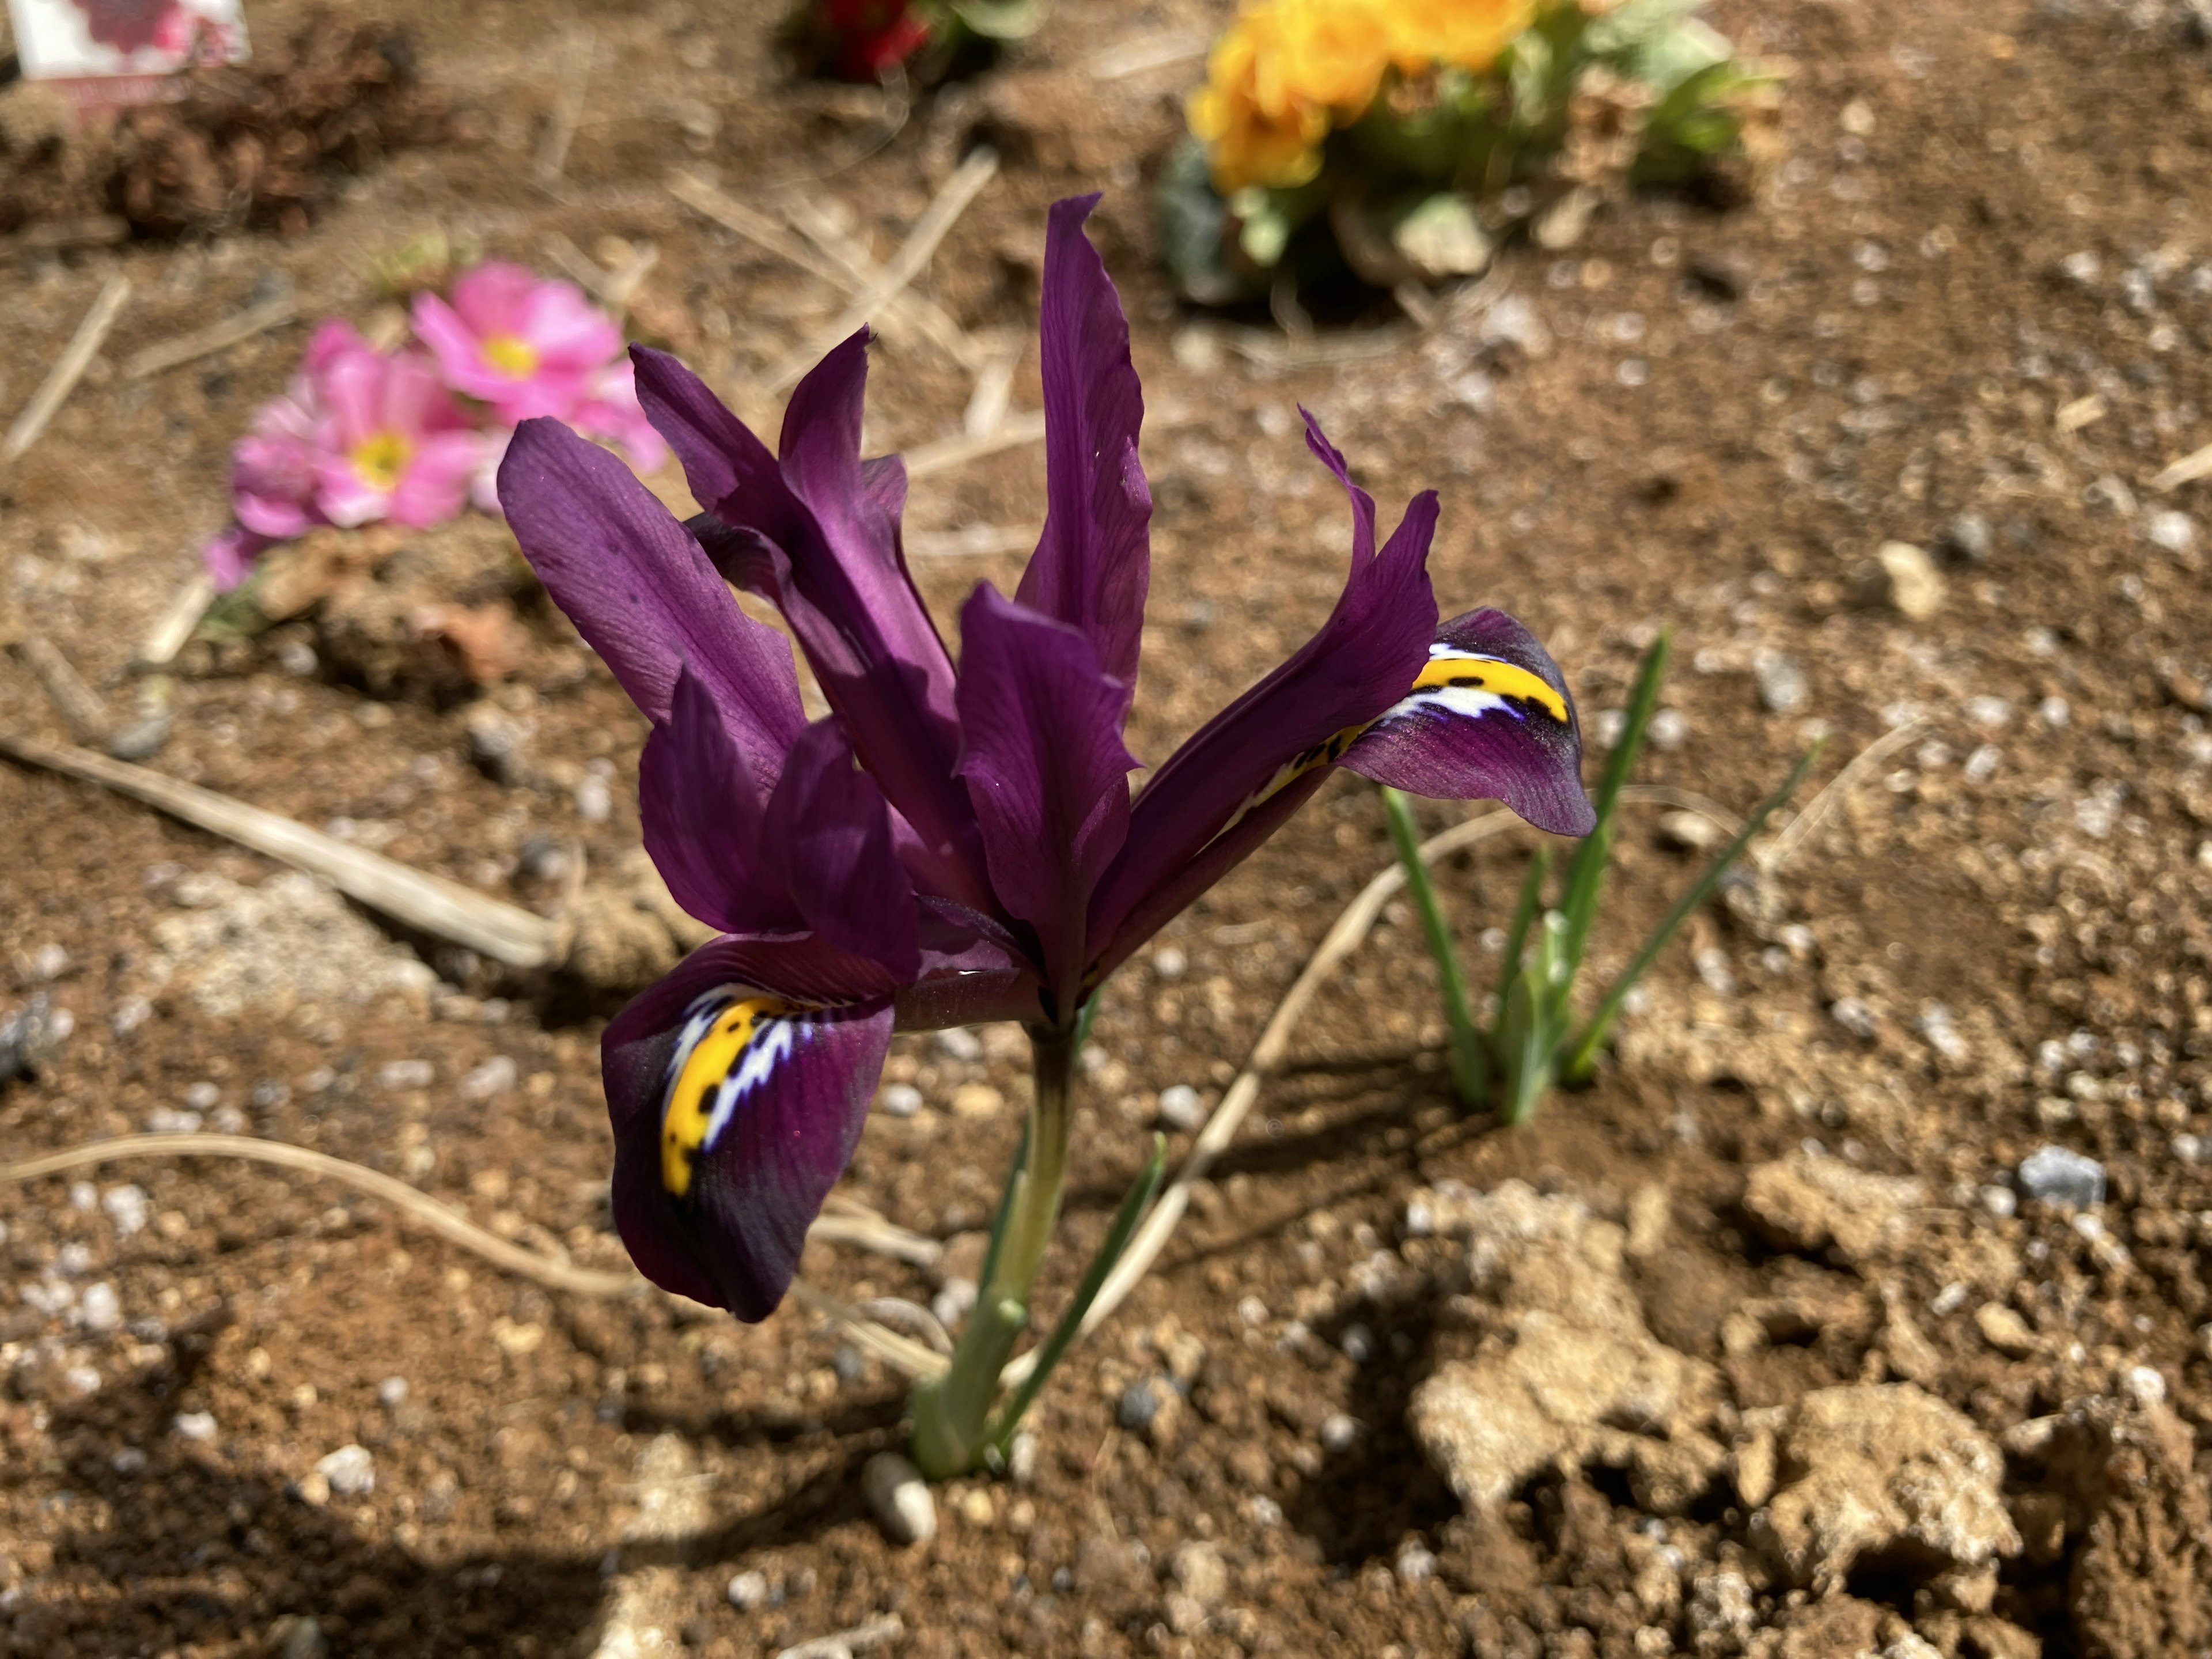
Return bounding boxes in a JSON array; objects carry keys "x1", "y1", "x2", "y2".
[{"x1": 1383, "y1": 0, "x2": 1536, "y2": 74}]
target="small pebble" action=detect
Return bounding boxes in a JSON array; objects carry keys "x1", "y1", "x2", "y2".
[
  {"x1": 30, "y1": 944, "x2": 69, "y2": 980},
  {"x1": 2124, "y1": 1365, "x2": 2167, "y2": 1408},
  {"x1": 956, "y1": 1487, "x2": 995, "y2": 1527},
  {"x1": 146, "y1": 1107, "x2": 203, "y2": 1134},
  {"x1": 1248, "y1": 1495, "x2": 1283, "y2": 1527},
  {"x1": 933, "y1": 1027, "x2": 983, "y2": 1062},
  {"x1": 728, "y1": 1569, "x2": 770, "y2": 1611},
  {"x1": 861, "y1": 1450, "x2": 937, "y2": 1546},
  {"x1": 1941, "y1": 513, "x2": 1992, "y2": 564},
  {"x1": 949, "y1": 1082, "x2": 1003, "y2": 1119},
  {"x1": 1753, "y1": 652, "x2": 1807, "y2": 715},
  {"x1": 185, "y1": 1081, "x2": 221, "y2": 1111},
  {"x1": 175, "y1": 1411, "x2": 218, "y2": 1443},
  {"x1": 1152, "y1": 946, "x2": 1188, "y2": 981},
  {"x1": 931, "y1": 1278, "x2": 978, "y2": 1332},
  {"x1": 574, "y1": 773, "x2": 613, "y2": 824},
  {"x1": 1979, "y1": 1185, "x2": 2018, "y2": 1219},
  {"x1": 463, "y1": 1056, "x2": 518, "y2": 1100},
  {"x1": 1320, "y1": 1412, "x2": 1358, "y2": 1454},
  {"x1": 880, "y1": 1082, "x2": 923, "y2": 1118},
  {"x1": 377, "y1": 1377, "x2": 410, "y2": 1408},
  {"x1": 2018, "y1": 1145, "x2": 2105, "y2": 1208},
  {"x1": 69, "y1": 1180, "x2": 97, "y2": 1212},
  {"x1": 110, "y1": 997, "x2": 152, "y2": 1039},
  {"x1": 2146, "y1": 510, "x2": 2197, "y2": 554},
  {"x1": 1396, "y1": 1541, "x2": 1440, "y2": 1584},
  {"x1": 78, "y1": 1282, "x2": 122, "y2": 1334},
  {"x1": 316, "y1": 1444, "x2": 376, "y2": 1497},
  {"x1": 832, "y1": 1343, "x2": 867, "y2": 1385},
  {"x1": 63, "y1": 1365, "x2": 101, "y2": 1396},
  {"x1": 377, "y1": 1059, "x2": 435, "y2": 1090},
  {"x1": 1155, "y1": 1085, "x2": 1206, "y2": 1133},
  {"x1": 1235, "y1": 1295, "x2": 1269, "y2": 1327},
  {"x1": 1007, "y1": 1431, "x2": 1038, "y2": 1486},
  {"x1": 1830, "y1": 998, "x2": 1878, "y2": 1040},
  {"x1": 111, "y1": 1447, "x2": 147, "y2": 1476},
  {"x1": 1116, "y1": 1379, "x2": 1164, "y2": 1430},
  {"x1": 1648, "y1": 707, "x2": 1688, "y2": 751},
  {"x1": 1340, "y1": 1323, "x2": 1376, "y2": 1364}
]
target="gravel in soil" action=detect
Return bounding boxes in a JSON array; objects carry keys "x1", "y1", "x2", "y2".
[{"x1": 4, "y1": 0, "x2": 2212, "y2": 1656}]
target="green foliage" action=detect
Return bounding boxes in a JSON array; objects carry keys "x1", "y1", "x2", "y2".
[
  {"x1": 1383, "y1": 632, "x2": 1819, "y2": 1124},
  {"x1": 1162, "y1": 0, "x2": 1774, "y2": 303}
]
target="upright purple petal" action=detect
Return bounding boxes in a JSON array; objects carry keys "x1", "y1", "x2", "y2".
[
  {"x1": 602, "y1": 937, "x2": 896, "y2": 1319},
  {"x1": 1339, "y1": 609, "x2": 1594, "y2": 836},
  {"x1": 1086, "y1": 414, "x2": 1437, "y2": 967},
  {"x1": 954, "y1": 586, "x2": 1137, "y2": 1017},
  {"x1": 632, "y1": 345, "x2": 991, "y2": 911},
  {"x1": 639, "y1": 667, "x2": 804, "y2": 936},
  {"x1": 497, "y1": 418, "x2": 804, "y2": 792},
  {"x1": 1015, "y1": 195, "x2": 1152, "y2": 706},
  {"x1": 762, "y1": 716, "x2": 922, "y2": 980}
]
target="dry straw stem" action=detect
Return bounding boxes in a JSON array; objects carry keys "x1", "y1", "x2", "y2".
[
  {"x1": 1757, "y1": 715, "x2": 1926, "y2": 873},
  {"x1": 2, "y1": 274, "x2": 131, "y2": 468},
  {"x1": 2147, "y1": 440, "x2": 2212, "y2": 492},
  {"x1": 774, "y1": 1613, "x2": 904, "y2": 1659},
  {"x1": 0, "y1": 733, "x2": 562, "y2": 969},
  {"x1": 665, "y1": 172, "x2": 980, "y2": 372},
  {"x1": 135, "y1": 572, "x2": 218, "y2": 668},
  {"x1": 533, "y1": 27, "x2": 596, "y2": 188},
  {"x1": 780, "y1": 193, "x2": 984, "y2": 372},
  {"x1": 762, "y1": 146, "x2": 1000, "y2": 393},
  {"x1": 122, "y1": 295, "x2": 300, "y2": 381},
  {"x1": 542, "y1": 235, "x2": 660, "y2": 321},
  {"x1": 0, "y1": 1134, "x2": 950, "y2": 1376},
  {"x1": 12, "y1": 637, "x2": 112, "y2": 745},
  {"x1": 903, "y1": 411, "x2": 1048, "y2": 479}
]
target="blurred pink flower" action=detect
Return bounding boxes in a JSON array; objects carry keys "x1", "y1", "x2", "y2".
[
  {"x1": 573, "y1": 358, "x2": 669, "y2": 473},
  {"x1": 312, "y1": 347, "x2": 483, "y2": 529},
  {"x1": 412, "y1": 263, "x2": 622, "y2": 424}
]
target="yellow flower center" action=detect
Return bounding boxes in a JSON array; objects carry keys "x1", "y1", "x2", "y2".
[
  {"x1": 482, "y1": 333, "x2": 540, "y2": 378},
  {"x1": 351, "y1": 431, "x2": 414, "y2": 493}
]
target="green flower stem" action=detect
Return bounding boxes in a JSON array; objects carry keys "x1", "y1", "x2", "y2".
[
  {"x1": 1381, "y1": 786, "x2": 1488, "y2": 1107},
  {"x1": 911, "y1": 1021, "x2": 1076, "y2": 1478}
]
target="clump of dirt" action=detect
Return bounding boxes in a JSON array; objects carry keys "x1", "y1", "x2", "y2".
[{"x1": 0, "y1": 13, "x2": 462, "y2": 240}]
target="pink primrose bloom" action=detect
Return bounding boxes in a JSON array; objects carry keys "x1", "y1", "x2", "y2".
[
  {"x1": 412, "y1": 263, "x2": 623, "y2": 424},
  {"x1": 572, "y1": 357, "x2": 669, "y2": 474},
  {"x1": 312, "y1": 346, "x2": 483, "y2": 529}
]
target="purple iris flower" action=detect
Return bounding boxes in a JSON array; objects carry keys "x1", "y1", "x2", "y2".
[{"x1": 497, "y1": 196, "x2": 1593, "y2": 1324}]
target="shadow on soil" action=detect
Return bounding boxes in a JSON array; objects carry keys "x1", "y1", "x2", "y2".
[{"x1": 7, "y1": 1321, "x2": 899, "y2": 1657}]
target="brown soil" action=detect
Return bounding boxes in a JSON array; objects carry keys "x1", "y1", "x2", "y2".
[{"x1": 4, "y1": 1, "x2": 2212, "y2": 1656}]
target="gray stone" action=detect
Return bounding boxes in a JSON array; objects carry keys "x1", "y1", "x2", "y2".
[
  {"x1": 1941, "y1": 513, "x2": 1993, "y2": 565},
  {"x1": 1753, "y1": 652, "x2": 1808, "y2": 715},
  {"x1": 1155, "y1": 1085, "x2": 1206, "y2": 1133},
  {"x1": 316, "y1": 1444, "x2": 376, "y2": 1497},
  {"x1": 2017, "y1": 1145, "x2": 2104, "y2": 1207},
  {"x1": 862, "y1": 1451, "x2": 935, "y2": 1546},
  {"x1": 2146, "y1": 510, "x2": 2198, "y2": 555},
  {"x1": 727, "y1": 1569, "x2": 771, "y2": 1611}
]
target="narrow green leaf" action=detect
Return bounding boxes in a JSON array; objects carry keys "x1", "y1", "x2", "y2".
[
  {"x1": 1381, "y1": 787, "x2": 1488, "y2": 1105},
  {"x1": 1498, "y1": 912, "x2": 1569, "y2": 1125},
  {"x1": 1559, "y1": 632, "x2": 1671, "y2": 973},
  {"x1": 1560, "y1": 743, "x2": 1823, "y2": 1081},
  {"x1": 973, "y1": 1114, "x2": 1032, "y2": 1303},
  {"x1": 987, "y1": 1135, "x2": 1169, "y2": 1453},
  {"x1": 1490, "y1": 846, "x2": 1552, "y2": 1043}
]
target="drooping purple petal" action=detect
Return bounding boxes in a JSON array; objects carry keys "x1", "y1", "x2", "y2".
[
  {"x1": 639, "y1": 667, "x2": 804, "y2": 937},
  {"x1": 762, "y1": 715, "x2": 922, "y2": 980},
  {"x1": 602, "y1": 939, "x2": 896, "y2": 1319},
  {"x1": 955, "y1": 586, "x2": 1137, "y2": 1017},
  {"x1": 1339, "y1": 608, "x2": 1594, "y2": 837},
  {"x1": 1015, "y1": 195, "x2": 1152, "y2": 706},
  {"x1": 632, "y1": 344, "x2": 991, "y2": 911},
  {"x1": 497, "y1": 418, "x2": 804, "y2": 793},
  {"x1": 1086, "y1": 413, "x2": 1437, "y2": 964}
]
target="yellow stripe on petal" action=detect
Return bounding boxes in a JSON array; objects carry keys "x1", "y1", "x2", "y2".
[
  {"x1": 1400, "y1": 647, "x2": 1569, "y2": 725},
  {"x1": 661, "y1": 992, "x2": 797, "y2": 1197}
]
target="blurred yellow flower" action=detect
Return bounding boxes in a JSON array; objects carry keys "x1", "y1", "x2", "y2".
[
  {"x1": 1189, "y1": 0, "x2": 1546, "y2": 193},
  {"x1": 1383, "y1": 0, "x2": 1535, "y2": 73}
]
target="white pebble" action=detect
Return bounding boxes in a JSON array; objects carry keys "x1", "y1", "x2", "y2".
[
  {"x1": 316, "y1": 1444, "x2": 376, "y2": 1497},
  {"x1": 1403, "y1": 1200, "x2": 1434, "y2": 1238},
  {"x1": 1396, "y1": 1542, "x2": 1439, "y2": 1584},
  {"x1": 2146, "y1": 510, "x2": 2197, "y2": 554},
  {"x1": 879, "y1": 1083, "x2": 923, "y2": 1118},
  {"x1": 58, "y1": 1241, "x2": 92, "y2": 1276},
  {"x1": 174, "y1": 1411, "x2": 218, "y2": 1442},
  {"x1": 377, "y1": 1059, "x2": 435, "y2": 1090},
  {"x1": 1155, "y1": 1085, "x2": 1206, "y2": 1133},
  {"x1": 1979, "y1": 1185, "x2": 2018, "y2": 1219},
  {"x1": 463, "y1": 1056, "x2": 518, "y2": 1100},
  {"x1": 1236, "y1": 1295, "x2": 1270, "y2": 1327},
  {"x1": 377, "y1": 1377, "x2": 410, "y2": 1408},
  {"x1": 2124, "y1": 1365, "x2": 2167, "y2": 1407},
  {"x1": 728, "y1": 1569, "x2": 770, "y2": 1611},
  {"x1": 1248, "y1": 1495, "x2": 1283, "y2": 1527},
  {"x1": 862, "y1": 1450, "x2": 937, "y2": 1545},
  {"x1": 69, "y1": 1181, "x2": 98, "y2": 1212},
  {"x1": 185, "y1": 1081, "x2": 221, "y2": 1111},
  {"x1": 63, "y1": 1365, "x2": 101, "y2": 1396},
  {"x1": 145, "y1": 1107, "x2": 202, "y2": 1134},
  {"x1": 574, "y1": 773, "x2": 613, "y2": 824},
  {"x1": 78, "y1": 1282, "x2": 122, "y2": 1334},
  {"x1": 933, "y1": 1027, "x2": 983, "y2": 1062},
  {"x1": 1320, "y1": 1412, "x2": 1358, "y2": 1453},
  {"x1": 1649, "y1": 708, "x2": 1688, "y2": 751},
  {"x1": 1152, "y1": 946, "x2": 1188, "y2": 982},
  {"x1": 1340, "y1": 1323, "x2": 1376, "y2": 1364}
]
